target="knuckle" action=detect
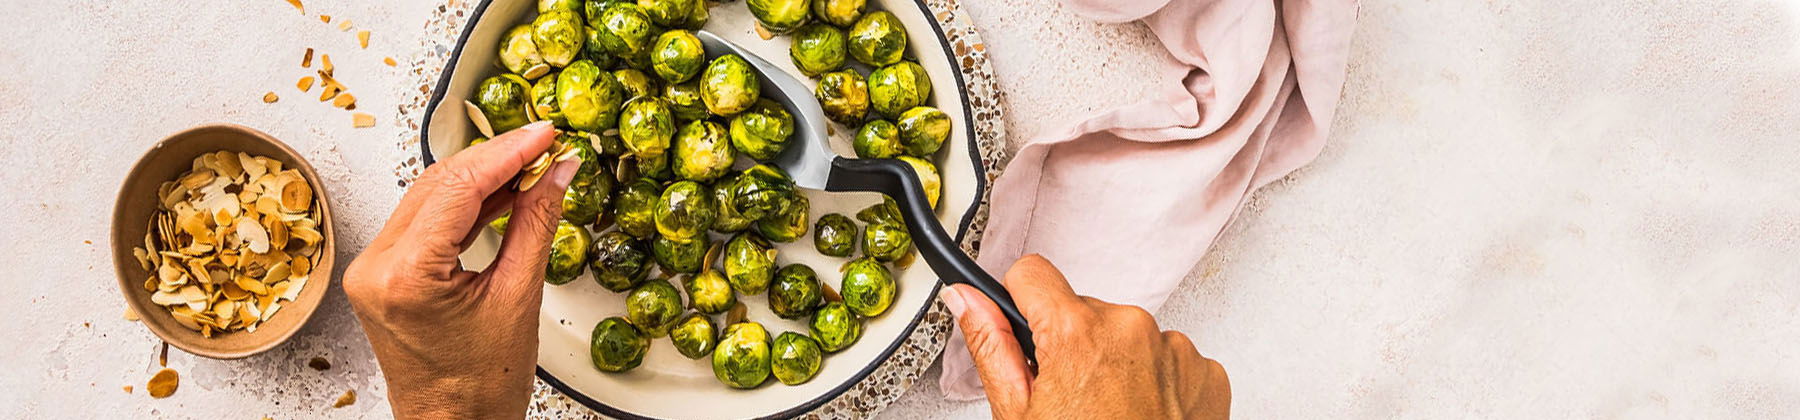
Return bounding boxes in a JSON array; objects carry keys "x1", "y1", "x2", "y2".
[
  {"x1": 1163, "y1": 330, "x2": 1196, "y2": 350},
  {"x1": 1112, "y1": 304, "x2": 1158, "y2": 331}
]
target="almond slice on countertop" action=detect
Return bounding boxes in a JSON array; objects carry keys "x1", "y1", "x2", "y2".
[
  {"x1": 332, "y1": 92, "x2": 356, "y2": 108},
  {"x1": 284, "y1": 0, "x2": 303, "y2": 14},
  {"x1": 262, "y1": 92, "x2": 279, "y2": 103},
  {"x1": 302, "y1": 48, "x2": 313, "y2": 68},
  {"x1": 383, "y1": 57, "x2": 396, "y2": 67},
  {"x1": 358, "y1": 30, "x2": 370, "y2": 48},
  {"x1": 352, "y1": 112, "x2": 376, "y2": 128},
  {"x1": 297, "y1": 76, "x2": 315, "y2": 92}
]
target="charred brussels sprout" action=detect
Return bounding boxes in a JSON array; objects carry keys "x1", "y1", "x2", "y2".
[
  {"x1": 626, "y1": 279, "x2": 685, "y2": 337},
  {"x1": 815, "y1": 70, "x2": 869, "y2": 125},
  {"x1": 852, "y1": 119, "x2": 902, "y2": 159},
  {"x1": 811, "y1": 0, "x2": 865, "y2": 27},
  {"x1": 541, "y1": 0, "x2": 584, "y2": 12},
  {"x1": 789, "y1": 24, "x2": 847, "y2": 77},
  {"x1": 671, "y1": 120, "x2": 734, "y2": 181},
  {"x1": 637, "y1": 0, "x2": 693, "y2": 27},
  {"x1": 595, "y1": 3, "x2": 657, "y2": 58},
  {"x1": 651, "y1": 30, "x2": 707, "y2": 83},
  {"x1": 545, "y1": 220, "x2": 594, "y2": 285},
  {"x1": 653, "y1": 180, "x2": 717, "y2": 243},
  {"x1": 684, "y1": 269, "x2": 736, "y2": 314},
  {"x1": 755, "y1": 193, "x2": 809, "y2": 243},
  {"x1": 591, "y1": 317, "x2": 650, "y2": 372},
  {"x1": 669, "y1": 312, "x2": 718, "y2": 359},
  {"x1": 898, "y1": 155, "x2": 940, "y2": 209},
  {"x1": 771, "y1": 332, "x2": 823, "y2": 385},
  {"x1": 557, "y1": 60, "x2": 626, "y2": 132},
  {"x1": 862, "y1": 222, "x2": 909, "y2": 262},
  {"x1": 663, "y1": 80, "x2": 708, "y2": 121},
  {"x1": 724, "y1": 232, "x2": 776, "y2": 295},
  {"x1": 897, "y1": 106, "x2": 950, "y2": 157},
  {"x1": 813, "y1": 213, "x2": 857, "y2": 257},
  {"x1": 614, "y1": 68, "x2": 662, "y2": 100},
  {"x1": 769, "y1": 264, "x2": 823, "y2": 318},
  {"x1": 590, "y1": 231, "x2": 652, "y2": 291},
  {"x1": 701, "y1": 55, "x2": 762, "y2": 116},
  {"x1": 848, "y1": 11, "x2": 906, "y2": 67},
  {"x1": 728, "y1": 99, "x2": 796, "y2": 161},
  {"x1": 868, "y1": 61, "x2": 932, "y2": 119},
  {"x1": 710, "y1": 173, "x2": 754, "y2": 233},
  {"x1": 855, "y1": 196, "x2": 901, "y2": 226},
  {"x1": 729, "y1": 164, "x2": 797, "y2": 221},
  {"x1": 809, "y1": 302, "x2": 862, "y2": 352},
  {"x1": 532, "y1": 10, "x2": 586, "y2": 67},
  {"x1": 747, "y1": 0, "x2": 811, "y2": 34},
  {"x1": 475, "y1": 75, "x2": 532, "y2": 134},
  {"x1": 839, "y1": 257, "x2": 894, "y2": 317},
  {"x1": 499, "y1": 25, "x2": 547, "y2": 77},
  {"x1": 652, "y1": 235, "x2": 707, "y2": 274},
  {"x1": 619, "y1": 96, "x2": 675, "y2": 158},
  {"x1": 614, "y1": 178, "x2": 662, "y2": 238},
  {"x1": 712, "y1": 322, "x2": 773, "y2": 388}
]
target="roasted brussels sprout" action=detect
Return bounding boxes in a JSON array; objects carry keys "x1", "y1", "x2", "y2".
[
  {"x1": 499, "y1": 25, "x2": 547, "y2": 77},
  {"x1": 652, "y1": 234, "x2": 707, "y2": 274},
  {"x1": 533, "y1": 10, "x2": 586, "y2": 67},
  {"x1": 582, "y1": 22, "x2": 620, "y2": 68},
  {"x1": 747, "y1": 0, "x2": 811, "y2": 34},
  {"x1": 626, "y1": 279, "x2": 685, "y2": 336},
  {"x1": 897, "y1": 155, "x2": 940, "y2": 209},
  {"x1": 614, "y1": 68, "x2": 662, "y2": 100},
  {"x1": 840, "y1": 257, "x2": 894, "y2": 317},
  {"x1": 637, "y1": 0, "x2": 693, "y2": 27},
  {"x1": 650, "y1": 30, "x2": 707, "y2": 83},
  {"x1": 545, "y1": 220, "x2": 595, "y2": 285},
  {"x1": 755, "y1": 193, "x2": 808, "y2": 243},
  {"x1": 868, "y1": 61, "x2": 932, "y2": 119},
  {"x1": 594, "y1": 3, "x2": 657, "y2": 58},
  {"x1": 475, "y1": 75, "x2": 532, "y2": 134},
  {"x1": 557, "y1": 60, "x2": 626, "y2": 132},
  {"x1": 680, "y1": 0, "x2": 709, "y2": 29},
  {"x1": 542, "y1": 0, "x2": 584, "y2": 12},
  {"x1": 729, "y1": 164, "x2": 797, "y2": 221},
  {"x1": 729, "y1": 99, "x2": 796, "y2": 161},
  {"x1": 896, "y1": 106, "x2": 951, "y2": 157},
  {"x1": 619, "y1": 96, "x2": 675, "y2": 158},
  {"x1": 789, "y1": 24, "x2": 847, "y2": 77},
  {"x1": 710, "y1": 173, "x2": 754, "y2": 233},
  {"x1": 862, "y1": 222, "x2": 909, "y2": 262},
  {"x1": 811, "y1": 0, "x2": 864, "y2": 27},
  {"x1": 852, "y1": 119, "x2": 902, "y2": 159},
  {"x1": 769, "y1": 264, "x2": 823, "y2": 318},
  {"x1": 672, "y1": 120, "x2": 734, "y2": 181},
  {"x1": 584, "y1": 0, "x2": 617, "y2": 21},
  {"x1": 637, "y1": 150, "x2": 675, "y2": 181},
  {"x1": 815, "y1": 70, "x2": 869, "y2": 125},
  {"x1": 723, "y1": 232, "x2": 776, "y2": 295},
  {"x1": 855, "y1": 195, "x2": 901, "y2": 226},
  {"x1": 684, "y1": 269, "x2": 736, "y2": 314},
  {"x1": 560, "y1": 135, "x2": 612, "y2": 224},
  {"x1": 591, "y1": 317, "x2": 650, "y2": 372},
  {"x1": 614, "y1": 178, "x2": 662, "y2": 238},
  {"x1": 669, "y1": 312, "x2": 718, "y2": 359},
  {"x1": 813, "y1": 213, "x2": 857, "y2": 257},
  {"x1": 770, "y1": 332, "x2": 823, "y2": 385},
  {"x1": 590, "y1": 231, "x2": 652, "y2": 291},
  {"x1": 663, "y1": 80, "x2": 709, "y2": 121},
  {"x1": 653, "y1": 180, "x2": 717, "y2": 243},
  {"x1": 701, "y1": 55, "x2": 762, "y2": 116},
  {"x1": 809, "y1": 301, "x2": 862, "y2": 352},
  {"x1": 530, "y1": 72, "x2": 565, "y2": 127},
  {"x1": 848, "y1": 11, "x2": 906, "y2": 67},
  {"x1": 713, "y1": 322, "x2": 773, "y2": 388}
]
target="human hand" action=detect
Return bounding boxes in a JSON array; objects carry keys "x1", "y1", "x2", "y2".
[
  {"x1": 942, "y1": 255, "x2": 1231, "y2": 419},
  {"x1": 343, "y1": 121, "x2": 578, "y2": 419}
]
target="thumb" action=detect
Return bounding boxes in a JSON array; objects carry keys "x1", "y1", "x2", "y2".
[
  {"x1": 484, "y1": 157, "x2": 581, "y2": 298},
  {"x1": 943, "y1": 284, "x2": 1033, "y2": 418}
]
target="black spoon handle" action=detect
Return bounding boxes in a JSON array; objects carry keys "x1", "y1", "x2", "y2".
[{"x1": 824, "y1": 157, "x2": 1036, "y2": 364}]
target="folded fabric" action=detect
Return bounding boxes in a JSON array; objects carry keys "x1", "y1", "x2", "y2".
[{"x1": 939, "y1": 0, "x2": 1357, "y2": 400}]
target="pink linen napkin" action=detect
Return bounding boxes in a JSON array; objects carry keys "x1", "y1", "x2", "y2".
[{"x1": 938, "y1": 0, "x2": 1358, "y2": 400}]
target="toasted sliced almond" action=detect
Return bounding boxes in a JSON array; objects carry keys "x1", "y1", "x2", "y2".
[
  {"x1": 464, "y1": 101, "x2": 497, "y2": 138},
  {"x1": 320, "y1": 15, "x2": 330, "y2": 23},
  {"x1": 319, "y1": 84, "x2": 340, "y2": 102},
  {"x1": 338, "y1": 20, "x2": 352, "y2": 31},
  {"x1": 147, "y1": 368, "x2": 179, "y2": 398},
  {"x1": 302, "y1": 48, "x2": 314, "y2": 68},
  {"x1": 522, "y1": 63, "x2": 552, "y2": 80},
  {"x1": 284, "y1": 0, "x2": 303, "y2": 13},
  {"x1": 297, "y1": 76, "x2": 315, "y2": 92},
  {"x1": 383, "y1": 57, "x2": 396, "y2": 67},
  {"x1": 754, "y1": 22, "x2": 774, "y2": 40},
  {"x1": 262, "y1": 92, "x2": 279, "y2": 103},
  {"x1": 357, "y1": 30, "x2": 370, "y2": 48},
  {"x1": 352, "y1": 112, "x2": 376, "y2": 128},
  {"x1": 320, "y1": 54, "x2": 334, "y2": 75},
  {"x1": 332, "y1": 92, "x2": 356, "y2": 108},
  {"x1": 333, "y1": 390, "x2": 357, "y2": 408}
]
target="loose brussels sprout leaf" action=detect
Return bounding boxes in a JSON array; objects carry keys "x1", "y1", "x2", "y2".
[
  {"x1": 613, "y1": 178, "x2": 662, "y2": 238},
  {"x1": 855, "y1": 195, "x2": 901, "y2": 226},
  {"x1": 747, "y1": 0, "x2": 811, "y2": 34},
  {"x1": 671, "y1": 120, "x2": 734, "y2": 182},
  {"x1": 862, "y1": 222, "x2": 910, "y2": 262},
  {"x1": 619, "y1": 96, "x2": 675, "y2": 157},
  {"x1": 724, "y1": 232, "x2": 776, "y2": 295},
  {"x1": 897, "y1": 155, "x2": 940, "y2": 209},
  {"x1": 713, "y1": 322, "x2": 773, "y2": 388},
  {"x1": 595, "y1": 3, "x2": 657, "y2": 58},
  {"x1": 651, "y1": 30, "x2": 707, "y2": 83},
  {"x1": 847, "y1": 11, "x2": 906, "y2": 67},
  {"x1": 499, "y1": 25, "x2": 547, "y2": 76},
  {"x1": 769, "y1": 264, "x2": 823, "y2": 319},
  {"x1": 557, "y1": 60, "x2": 626, "y2": 132},
  {"x1": 653, "y1": 180, "x2": 717, "y2": 243},
  {"x1": 710, "y1": 173, "x2": 754, "y2": 233},
  {"x1": 669, "y1": 312, "x2": 719, "y2": 359},
  {"x1": 811, "y1": 0, "x2": 864, "y2": 27},
  {"x1": 475, "y1": 75, "x2": 532, "y2": 134},
  {"x1": 868, "y1": 61, "x2": 932, "y2": 119},
  {"x1": 789, "y1": 24, "x2": 847, "y2": 77},
  {"x1": 755, "y1": 193, "x2": 808, "y2": 243},
  {"x1": 816, "y1": 70, "x2": 869, "y2": 125},
  {"x1": 613, "y1": 68, "x2": 662, "y2": 100},
  {"x1": 541, "y1": 0, "x2": 584, "y2": 13},
  {"x1": 532, "y1": 10, "x2": 587, "y2": 67},
  {"x1": 663, "y1": 80, "x2": 709, "y2": 121},
  {"x1": 730, "y1": 164, "x2": 797, "y2": 221},
  {"x1": 590, "y1": 317, "x2": 649, "y2": 372},
  {"x1": 545, "y1": 220, "x2": 595, "y2": 285},
  {"x1": 813, "y1": 213, "x2": 857, "y2": 257},
  {"x1": 852, "y1": 119, "x2": 903, "y2": 159},
  {"x1": 685, "y1": 269, "x2": 736, "y2": 314},
  {"x1": 626, "y1": 279, "x2": 685, "y2": 337},
  {"x1": 701, "y1": 55, "x2": 762, "y2": 116},
  {"x1": 652, "y1": 234, "x2": 707, "y2": 274},
  {"x1": 531, "y1": 73, "x2": 568, "y2": 127},
  {"x1": 840, "y1": 257, "x2": 894, "y2": 317},
  {"x1": 590, "y1": 231, "x2": 652, "y2": 291},
  {"x1": 728, "y1": 99, "x2": 796, "y2": 161},
  {"x1": 771, "y1": 332, "x2": 823, "y2": 385},
  {"x1": 809, "y1": 301, "x2": 863, "y2": 352},
  {"x1": 637, "y1": 0, "x2": 693, "y2": 27},
  {"x1": 897, "y1": 106, "x2": 951, "y2": 157}
]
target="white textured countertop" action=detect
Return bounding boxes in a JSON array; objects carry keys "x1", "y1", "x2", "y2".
[{"x1": 7, "y1": 0, "x2": 1800, "y2": 418}]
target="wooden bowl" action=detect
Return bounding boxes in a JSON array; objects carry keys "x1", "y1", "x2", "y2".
[{"x1": 110, "y1": 124, "x2": 336, "y2": 359}]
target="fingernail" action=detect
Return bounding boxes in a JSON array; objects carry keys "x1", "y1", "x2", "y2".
[
  {"x1": 522, "y1": 120, "x2": 554, "y2": 132},
  {"x1": 941, "y1": 286, "x2": 967, "y2": 317},
  {"x1": 548, "y1": 157, "x2": 581, "y2": 190}
]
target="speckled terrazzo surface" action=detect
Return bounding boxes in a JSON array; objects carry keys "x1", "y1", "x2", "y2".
[{"x1": 7, "y1": 0, "x2": 1800, "y2": 418}]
